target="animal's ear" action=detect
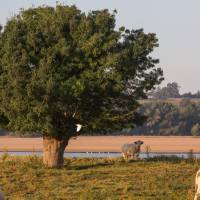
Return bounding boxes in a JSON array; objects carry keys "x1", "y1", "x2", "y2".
[{"x1": 134, "y1": 141, "x2": 138, "y2": 144}]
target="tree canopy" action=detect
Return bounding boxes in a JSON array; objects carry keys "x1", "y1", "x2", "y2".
[
  {"x1": 0, "y1": 5, "x2": 163, "y2": 167},
  {"x1": 0, "y1": 5, "x2": 163, "y2": 138}
]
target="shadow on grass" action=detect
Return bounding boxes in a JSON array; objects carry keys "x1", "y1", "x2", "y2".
[
  {"x1": 68, "y1": 162, "x2": 113, "y2": 170},
  {"x1": 145, "y1": 156, "x2": 182, "y2": 163},
  {"x1": 8, "y1": 155, "x2": 198, "y2": 170},
  {"x1": 62, "y1": 156, "x2": 200, "y2": 170},
  {"x1": 144, "y1": 155, "x2": 200, "y2": 164}
]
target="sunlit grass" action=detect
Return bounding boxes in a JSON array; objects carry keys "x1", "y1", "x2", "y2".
[{"x1": 0, "y1": 155, "x2": 197, "y2": 199}]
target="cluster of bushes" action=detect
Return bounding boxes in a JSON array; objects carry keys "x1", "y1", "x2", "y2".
[{"x1": 129, "y1": 99, "x2": 200, "y2": 136}]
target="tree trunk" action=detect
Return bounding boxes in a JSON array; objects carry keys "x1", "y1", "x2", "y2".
[{"x1": 43, "y1": 136, "x2": 69, "y2": 168}]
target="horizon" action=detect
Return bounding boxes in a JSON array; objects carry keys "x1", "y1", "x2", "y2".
[{"x1": 0, "y1": 0, "x2": 199, "y2": 93}]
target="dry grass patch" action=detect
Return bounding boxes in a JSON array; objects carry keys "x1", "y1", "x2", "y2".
[{"x1": 0, "y1": 155, "x2": 198, "y2": 199}]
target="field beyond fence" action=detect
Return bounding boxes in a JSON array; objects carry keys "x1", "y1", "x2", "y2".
[{"x1": 1, "y1": 136, "x2": 200, "y2": 153}]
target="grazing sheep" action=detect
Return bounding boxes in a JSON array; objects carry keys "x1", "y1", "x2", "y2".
[
  {"x1": 194, "y1": 169, "x2": 200, "y2": 200},
  {"x1": 121, "y1": 140, "x2": 144, "y2": 159}
]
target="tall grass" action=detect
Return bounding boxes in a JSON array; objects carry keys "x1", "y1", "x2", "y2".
[
  {"x1": 0, "y1": 155, "x2": 198, "y2": 199},
  {"x1": 145, "y1": 145, "x2": 151, "y2": 158}
]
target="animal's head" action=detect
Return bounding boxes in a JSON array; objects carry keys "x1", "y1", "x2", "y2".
[{"x1": 134, "y1": 140, "x2": 144, "y2": 146}]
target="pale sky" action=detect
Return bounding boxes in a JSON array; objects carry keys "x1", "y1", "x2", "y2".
[{"x1": 0, "y1": 0, "x2": 200, "y2": 93}]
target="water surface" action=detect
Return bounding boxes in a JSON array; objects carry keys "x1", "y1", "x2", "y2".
[{"x1": 0, "y1": 151, "x2": 199, "y2": 158}]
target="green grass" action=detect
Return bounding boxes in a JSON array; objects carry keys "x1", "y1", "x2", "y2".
[{"x1": 0, "y1": 155, "x2": 198, "y2": 200}]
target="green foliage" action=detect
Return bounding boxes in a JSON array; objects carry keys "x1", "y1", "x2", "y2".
[
  {"x1": 131, "y1": 100, "x2": 200, "y2": 135},
  {"x1": 0, "y1": 5, "x2": 163, "y2": 138},
  {"x1": 0, "y1": 156, "x2": 197, "y2": 199},
  {"x1": 191, "y1": 124, "x2": 200, "y2": 136},
  {"x1": 150, "y1": 82, "x2": 180, "y2": 99},
  {"x1": 0, "y1": 113, "x2": 9, "y2": 128}
]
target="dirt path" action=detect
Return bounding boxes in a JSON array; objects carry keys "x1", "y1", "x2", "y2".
[{"x1": 0, "y1": 136, "x2": 200, "y2": 152}]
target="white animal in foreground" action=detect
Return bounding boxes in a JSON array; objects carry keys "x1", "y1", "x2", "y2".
[
  {"x1": 0, "y1": 190, "x2": 4, "y2": 200},
  {"x1": 194, "y1": 169, "x2": 200, "y2": 200},
  {"x1": 121, "y1": 140, "x2": 144, "y2": 159}
]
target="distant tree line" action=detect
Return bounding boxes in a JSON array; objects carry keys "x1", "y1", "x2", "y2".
[
  {"x1": 1, "y1": 97, "x2": 200, "y2": 137},
  {"x1": 1, "y1": 99, "x2": 200, "y2": 136},
  {"x1": 149, "y1": 82, "x2": 200, "y2": 99},
  {"x1": 128, "y1": 99, "x2": 200, "y2": 136},
  {"x1": 181, "y1": 91, "x2": 200, "y2": 98}
]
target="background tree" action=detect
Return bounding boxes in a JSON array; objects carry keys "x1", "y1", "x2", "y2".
[
  {"x1": 182, "y1": 90, "x2": 200, "y2": 98},
  {"x1": 149, "y1": 82, "x2": 180, "y2": 99},
  {"x1": 191, "y1": 124, "x2": 200, "y2": 136},
  {"x1": 0, "y1": 5, "x2": 163, "y2": 167},
  {"x1": 131, "y1": 99, "x2": 200, "y2": 136}
]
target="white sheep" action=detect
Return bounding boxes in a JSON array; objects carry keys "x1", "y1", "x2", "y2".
[
  {"x1": 194, "y1": 169, "x2": 200, "y2": 200},
  {"x1": 121, "y1": 140, "x2": 144, "y2": 159}
]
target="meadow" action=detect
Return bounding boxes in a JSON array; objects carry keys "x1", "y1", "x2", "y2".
[{"x1": 0, "y1": 155, "x2": 198, "y2": 200}]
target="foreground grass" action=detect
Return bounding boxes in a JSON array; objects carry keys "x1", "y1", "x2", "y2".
[{"x1": 0, "y1": 155, "x2": 198, "y2": 200}]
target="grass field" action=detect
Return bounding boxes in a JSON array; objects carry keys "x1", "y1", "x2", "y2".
[{"x1": 0, "y1": 155, "x2": 199, "y2": 200}]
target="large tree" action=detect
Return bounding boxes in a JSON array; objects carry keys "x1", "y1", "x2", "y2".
[{"x1": 0, "y1": 5, "x2": 163, "y2": 167}]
